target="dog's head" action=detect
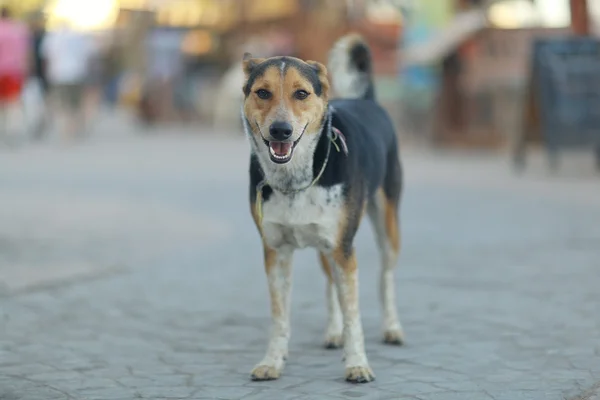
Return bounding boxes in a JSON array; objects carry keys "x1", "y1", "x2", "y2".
[{"x1": 242, "y1": 54, "x2": 329, "y2": 165}]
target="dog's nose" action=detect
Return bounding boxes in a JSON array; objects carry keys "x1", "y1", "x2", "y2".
[{"x1": 269, "y1": 121, "x2": 293, "y2": 141}]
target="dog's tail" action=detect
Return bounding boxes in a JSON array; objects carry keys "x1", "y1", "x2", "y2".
[{"x1": 327, "y1": 33, "x2": 375, "y2": 100}]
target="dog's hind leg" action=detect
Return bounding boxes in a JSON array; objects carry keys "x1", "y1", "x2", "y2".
[
  {"x1": 367, "y1": 187, "x2": 404, "y2": 346},
  {"x1": 319, "y1": 252, "x2": 343, "y2": 349},
  {"x1": 250, "y1": 245, "x2": 294, "y2": 381}
]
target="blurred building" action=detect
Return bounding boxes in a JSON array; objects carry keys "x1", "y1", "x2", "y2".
[
  {"x1": 1, "y1": 0, "x2": 405, "y2": 126},
  {"x1": 5, "y1": 0, "x2": 596, "y2": 143},
  {"x1": 400, "y1": 0, "x2": 597, "y2": 149},
  {"x1": 109, "y1": 0, "x2": 404, "y2": 125}
]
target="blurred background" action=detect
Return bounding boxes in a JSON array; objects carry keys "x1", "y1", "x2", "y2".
[{"x1": 0, "y1": 0, "x2": 598, "y2": 153}]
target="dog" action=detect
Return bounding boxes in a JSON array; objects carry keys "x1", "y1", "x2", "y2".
[{"x1": 241, "y1": 33, "x2": 404, "y2": 384}]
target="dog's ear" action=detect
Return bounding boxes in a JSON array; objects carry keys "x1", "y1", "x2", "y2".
[
  {"x1": 242, "y1": 52, "x2": 265, "y2": 78},
  {"x1": 307, "y1": 60, "x2": 330, "y2": 99}
]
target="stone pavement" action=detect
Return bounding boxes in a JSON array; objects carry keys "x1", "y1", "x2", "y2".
[{"x1": 1, "y1": 121, "x2": 600, "y2": 400}]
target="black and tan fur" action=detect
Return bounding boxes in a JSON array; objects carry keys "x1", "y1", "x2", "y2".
[{"x1": 242, "y1": 34, "x2": 403, "y2": 384}]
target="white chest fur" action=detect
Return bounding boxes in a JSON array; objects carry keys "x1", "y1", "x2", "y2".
[{"x1": 261, "y1": 184, "x2": 344, "y2": 251}]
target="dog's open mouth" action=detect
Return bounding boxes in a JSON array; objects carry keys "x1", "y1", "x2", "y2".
[
  {"x1": 265, "y1": 140, "x2": 296, "y2": 164},
  {"x1": 258, "y1": 122, "x2": 308, "y2": 164}
]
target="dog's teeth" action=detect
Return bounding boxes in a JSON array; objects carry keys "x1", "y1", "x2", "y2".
[{"x1": 269, "y1": 146, "x2": 292, "y2": 160}]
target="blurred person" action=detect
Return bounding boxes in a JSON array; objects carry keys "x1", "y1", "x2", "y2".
[
  {"x1": 30, "y1": 13, "x2": 49, "y2": 96},
  {"x1": 42, "y1": 20, "x2": 93, "y2": 140},
  {"x1": 102, "y1": 37, "x2": 124, "y2": 108},
  {"x1": 140, "y1": 28, "x2": 183, "y2": 124},
  {"x1": 83, "y1": 35, "x2": 105, "y2": 122},
  {"x1": 29, "y1": 11, "x2": 50, "y2": 138},
  {"x1": 0, "y1": 6, "x2": 30, "y2": 145},
  {"x1": 173, "y1": 55, "x2": 199, "y2": 122}
]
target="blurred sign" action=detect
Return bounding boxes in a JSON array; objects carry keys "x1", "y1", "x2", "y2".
[
  {"x1": 517, "y1": 36, "x2": 600, "y2": 170},
  {"x1": 532, "y1": 37, "x2": 600, "y2": 147}
]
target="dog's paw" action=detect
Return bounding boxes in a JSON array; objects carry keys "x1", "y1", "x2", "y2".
[
  {"x1": 383, "y1": 329, "x2": 405, "y2": 346},
  {"x1": 324, "y1": 334, "x2": 343, "y2": 349},
  {"x1": 345, "y1": 365, "x2": 375, "y2": 384},
  {"x1": 250, "y1": 364, "x2": 281, "y2": 381}
]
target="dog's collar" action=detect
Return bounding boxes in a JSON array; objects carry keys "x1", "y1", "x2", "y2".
[{"x1": 255, "y1": 107, "x2": 347, "y2": 225}]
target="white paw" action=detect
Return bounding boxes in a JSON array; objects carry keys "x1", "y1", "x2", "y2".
[
  {"x1": 345, "y1": 364, "x2": 375, "y2": 383},
  {"x1": 324, "y1": 333, "x2": 343, "y2": 349},
  {"x1": 383, "y1": 328, "x2": 405, "y2": 346},
  {"x1": 250, "y1": 363, "x2": 282, "y2": 381}
]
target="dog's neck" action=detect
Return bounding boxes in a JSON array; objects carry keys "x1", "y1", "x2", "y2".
[{"x1": 244, "y1": 109, "x2": 331, "y2": 193}]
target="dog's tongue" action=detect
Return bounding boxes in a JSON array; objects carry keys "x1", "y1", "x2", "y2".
[{"x1": 270, "y1": 142, "x2": 292, "y2": 156}]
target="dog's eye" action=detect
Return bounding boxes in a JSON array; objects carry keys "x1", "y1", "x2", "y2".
[
  {"x1": 256, "y1": 89, "x2": 272, "y2": 100},
  {"x1": 294, "y1": 90, "x2": 310, "y2": 100}
]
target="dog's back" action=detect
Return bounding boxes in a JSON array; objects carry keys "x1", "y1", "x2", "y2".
[{"x1": 327, "y1": 34, "x2": 402, "y2": 203}]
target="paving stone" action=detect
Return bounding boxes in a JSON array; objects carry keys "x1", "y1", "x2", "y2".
[{"x1": 1, "y1": 128, "x2": 599, "y2": 400}]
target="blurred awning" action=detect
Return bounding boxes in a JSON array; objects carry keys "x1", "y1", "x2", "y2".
[{"x1": 401, "y1": 9, "x2": 488, "y2": 67}]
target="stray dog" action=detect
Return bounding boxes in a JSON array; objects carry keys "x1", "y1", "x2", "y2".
[{"x1": 242, "y1": 33, "x2": 403, "y2": 384}]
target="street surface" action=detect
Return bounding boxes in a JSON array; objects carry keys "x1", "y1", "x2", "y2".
[{"x1": 1, "y1": 112, "x2": 600, "y2": 399}]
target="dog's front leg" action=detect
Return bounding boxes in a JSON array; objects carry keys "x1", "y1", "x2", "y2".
[
  {"x1": 328, "y1": 248, "x2": 375, "y2": 383},
  {"x1": 251, "y1": 244, "x2": 294, "y2": 381}
]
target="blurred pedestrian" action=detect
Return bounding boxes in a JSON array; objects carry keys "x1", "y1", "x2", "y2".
[
  {"x1": 42, "y1": 20, "x2": 93, "y2": 140},
  {"x1": 29, "y1": 11, "x2": 50, "y2": 138},
  {"x1": 0, "y1": 6, "x2": 29, "y2": 145},
  {"x1": 103, "y1": 38, "x2": 124, "y2": 108}
]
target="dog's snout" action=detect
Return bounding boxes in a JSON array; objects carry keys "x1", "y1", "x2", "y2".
[{"x1": 269, "y1": 121, "x2": 293, "y2": 141}]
